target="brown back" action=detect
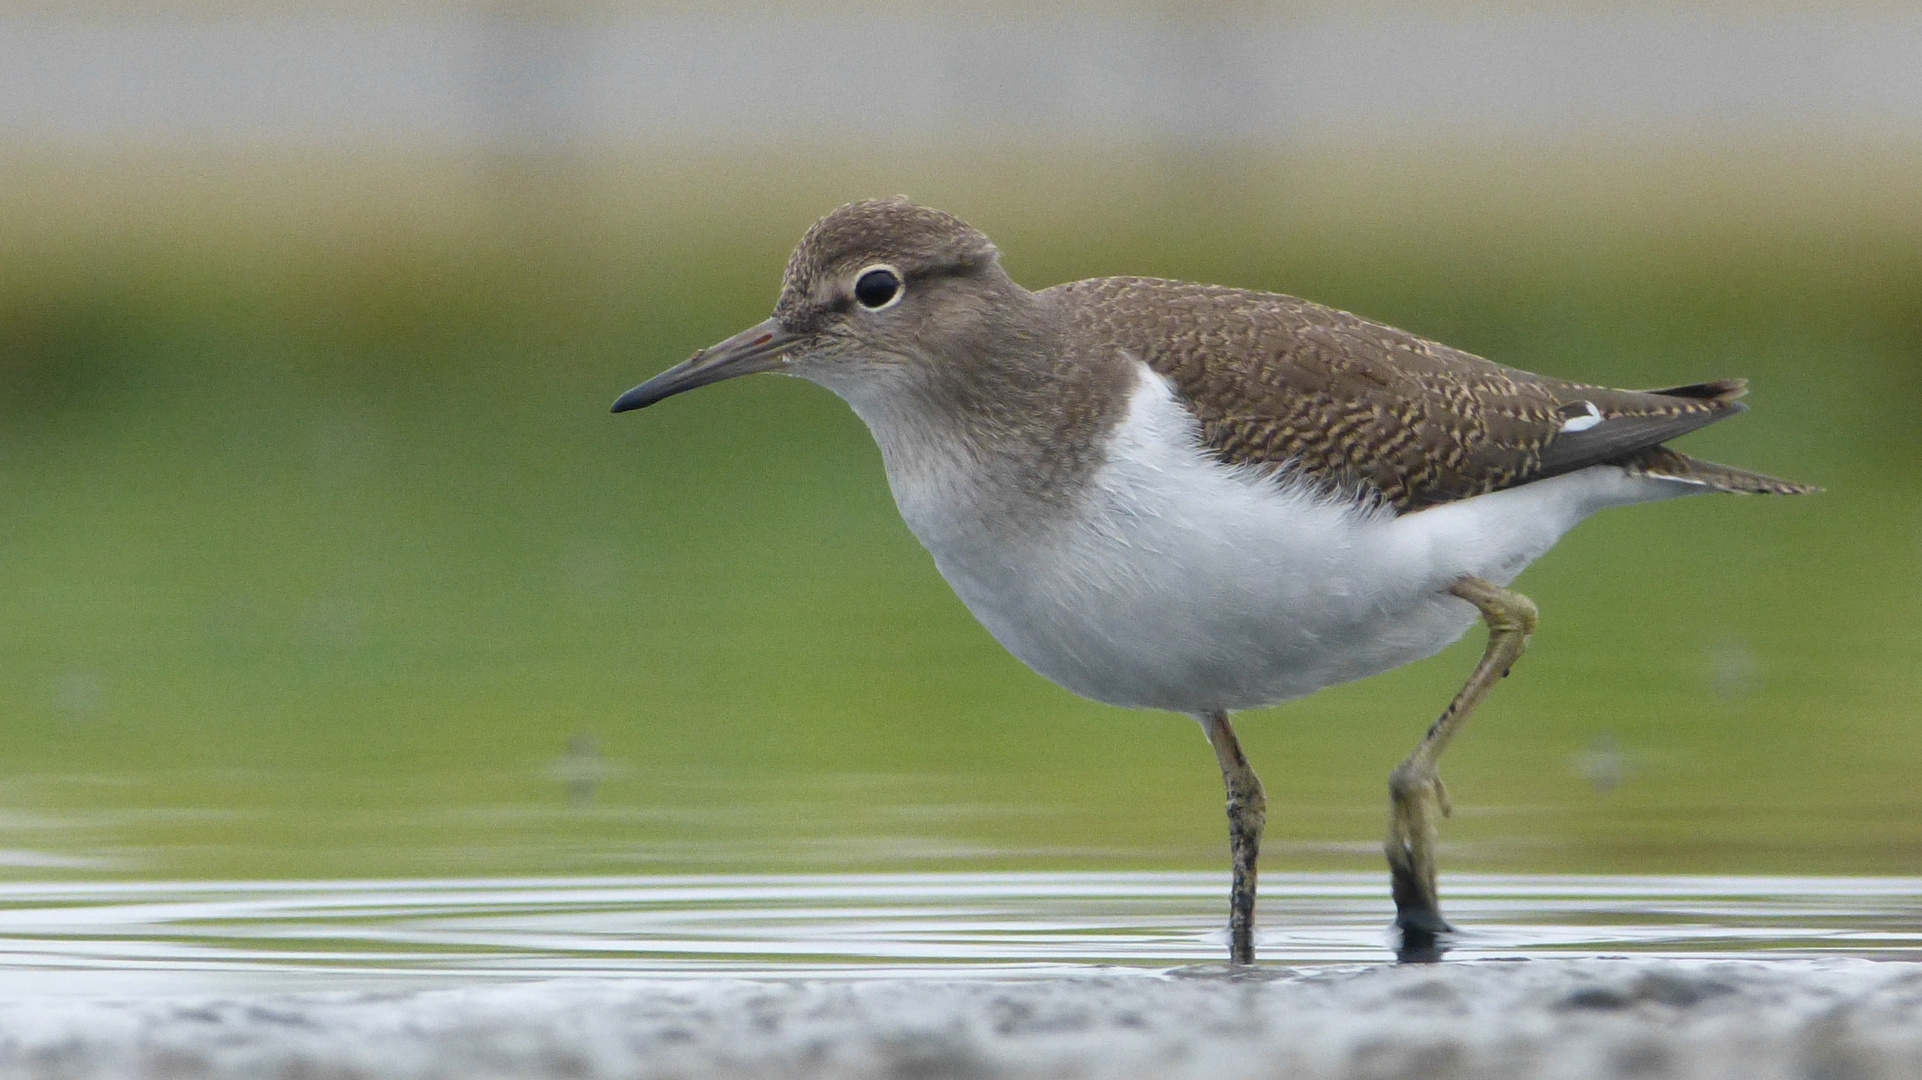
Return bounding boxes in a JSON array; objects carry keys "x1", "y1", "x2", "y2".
[{"x1": 1048, "y1": 277, "x2": 1749, "y2": 512}]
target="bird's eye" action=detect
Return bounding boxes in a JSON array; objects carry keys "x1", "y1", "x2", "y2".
[{"x1": 854, "y1": 266, "x2": 902, "y2": 310}]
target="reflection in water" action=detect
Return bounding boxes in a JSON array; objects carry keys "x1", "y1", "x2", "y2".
[{"x1": 0, "y1": 873, "x2": 1918, "y2": 998}]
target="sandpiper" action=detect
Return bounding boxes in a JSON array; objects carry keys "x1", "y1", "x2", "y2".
[{"x1": 613, "y1": 198, "x2": 1814, "y2": 964}]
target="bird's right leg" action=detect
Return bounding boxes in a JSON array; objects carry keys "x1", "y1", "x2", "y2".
[
  {"x1": 1198, "y1": 709, "x2": 1267, "y2": 966},
  {"x1": 1385, "y1": 576, "x2": 1538, "y2": 962}
]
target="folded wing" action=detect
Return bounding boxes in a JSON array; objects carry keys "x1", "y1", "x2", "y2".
[{"x1": 1052, "y1": 277, "x2": 1812, "y2": 511}]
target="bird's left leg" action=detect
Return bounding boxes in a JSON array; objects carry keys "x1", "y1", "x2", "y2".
[
  {"x1": 1385, "y1": 576, "x2": 1538, "y2": 962},
  {"x1": 1198, "y1": 709, "x2": 1266, "y2": 966}
]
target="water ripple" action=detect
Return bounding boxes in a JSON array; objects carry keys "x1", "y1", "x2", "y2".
[{"x1": 0, "y1": 873, "x2": 1918, "y2": 998}]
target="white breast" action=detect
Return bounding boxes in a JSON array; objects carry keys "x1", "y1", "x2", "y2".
[{"x1": 854, "y1": 362, "x2": 1699, "y2": 714}]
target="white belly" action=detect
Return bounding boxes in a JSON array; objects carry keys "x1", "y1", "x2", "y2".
[{"x1": 863, "y1": 364, "x2": 1698, "y2": 714}]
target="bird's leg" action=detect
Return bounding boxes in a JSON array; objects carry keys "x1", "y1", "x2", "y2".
[
  {"x1": 1199, "y1": 709, "x2": 1267, "y2": 966},
  {"x1": 1386, "y1": 576, "x2": 1538, "y2": 962}
]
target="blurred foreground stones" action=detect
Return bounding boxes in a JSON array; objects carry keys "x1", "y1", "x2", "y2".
[{"x1": 7, "y1": 959, "x2": 1922, "y2": 1080}]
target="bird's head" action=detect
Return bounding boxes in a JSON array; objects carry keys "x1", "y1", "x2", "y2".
[{"x1": 611, "y1": 198, "x2": 1022, "y2": 414}]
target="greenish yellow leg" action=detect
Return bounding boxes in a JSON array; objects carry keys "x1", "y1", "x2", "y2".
[
  {"x1": 1199, "y1": 709, "x2": 1267, "y2": 966},
  {"x1": 1386, "y1": 576, "x2": 1539, "y2": 961}
]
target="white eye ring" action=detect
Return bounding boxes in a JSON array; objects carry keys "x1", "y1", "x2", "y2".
[{"x1": 853, "y1": 264, "x2": 904, "y2": 311}]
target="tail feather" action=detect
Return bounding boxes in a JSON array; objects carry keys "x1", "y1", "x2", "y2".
[
  {"x1": 1640, "y1": 378, "x2": 1749, "y2": 404},
  {"x1": 1625, "y1": 445, "x2": 1819, "y2": 495}
]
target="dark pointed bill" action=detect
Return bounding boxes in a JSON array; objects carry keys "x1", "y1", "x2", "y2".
[{"x1": 611, "y1": 318, "x2": 799, "y2": 413}]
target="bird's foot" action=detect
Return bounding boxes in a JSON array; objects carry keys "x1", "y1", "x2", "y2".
[{"x1": 1386, "y1": 762, "x2": 1453, "y2": 963}]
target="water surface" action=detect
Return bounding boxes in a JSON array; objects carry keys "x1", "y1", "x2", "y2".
[{"x1": 3, "y1": 873, "x2": 1918, "y2": 999}]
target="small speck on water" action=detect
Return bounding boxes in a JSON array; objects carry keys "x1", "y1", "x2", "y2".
[
  {"x1": 1573, "y1": 733, "x2": 1628, "y2": 795},
  {"x1": 545, "y1": 731, "x2": 624, "y2": 804},
  {"x1": 1706, "y1": 639, "x2": 1761, "y2": 697}
]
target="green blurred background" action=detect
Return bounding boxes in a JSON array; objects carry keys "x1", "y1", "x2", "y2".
[{"x1": 0, "y1": 8, "x2": 1918, "y2": 882}]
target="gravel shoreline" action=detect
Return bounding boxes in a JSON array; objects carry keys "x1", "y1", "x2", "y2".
[{"x1": 7, "y1": 959, "x2": 1922, "y2": 1079}]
